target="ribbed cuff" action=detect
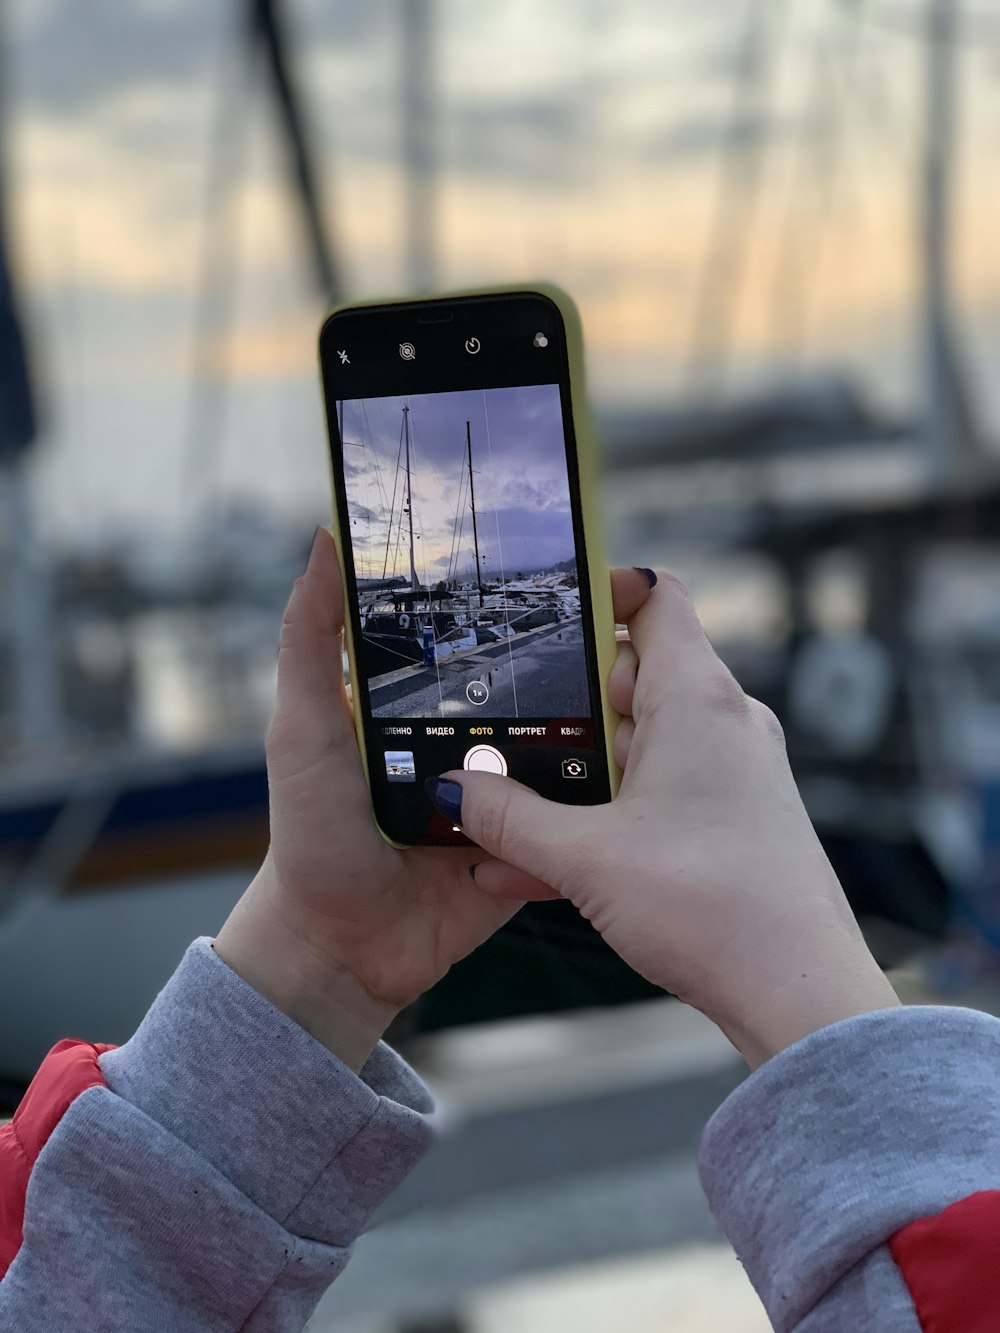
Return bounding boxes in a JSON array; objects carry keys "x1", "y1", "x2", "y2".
[
  {"x1": 100, "y1": 938, "x2": 434, "y2": 1245},
  {"x1": 698, "y1": 1006, "x2": 1000, "y2": 1332}
]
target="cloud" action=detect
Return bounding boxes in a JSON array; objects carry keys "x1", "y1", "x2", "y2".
[
  {"x1": 500, "y1": 477, "x2": 564, "y2": 511},
  {"x1": 12, "y1": 0, "x2": 383, "y2": 117},
  {"x1": 348, "y1": 502, "x2": 378, "y2": 524},
  {"x1": 492, "y1": 503, "x2": 572, "y2": 546},
  {"x1": 14, "y1": 3, "x2": 225, "y2": 115},
  {"x1": 645, "y1": 109, "x2": 822, "y2": 162},
  {"x1": 445, "y1": 96, "x2": 587, "y2": 186}
]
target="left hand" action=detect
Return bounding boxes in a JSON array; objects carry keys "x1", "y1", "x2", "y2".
[{"x1": 214, "y1": 526, "x2": 551, "y2": 1069}]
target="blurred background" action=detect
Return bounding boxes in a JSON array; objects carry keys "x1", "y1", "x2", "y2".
[{"x1": 2, "y1": 1, "x2": 1000, "y2": 1328}]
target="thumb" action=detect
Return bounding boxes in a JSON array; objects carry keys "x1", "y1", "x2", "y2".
[
  {"x1": 426, "y1": 771, "x2": 597, "y2": 892},
  {"x1": 268, "y1": 525, "x2": 358, "y2": 778}
]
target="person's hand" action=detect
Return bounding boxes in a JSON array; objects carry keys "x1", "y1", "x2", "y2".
[
  {"x1": 214, "y1": 526, "x2": 550, "y2": 1070},
  {"x1": 428, "y1": 571, "x2": 900, "y2": 1070}
]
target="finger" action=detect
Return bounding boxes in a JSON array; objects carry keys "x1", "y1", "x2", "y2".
[
  {"x1": 409, "y1": 846, "x2": 528, "y2": 930},
  {"x1": 625, "y1": 569, "x2": 718, "y2": 678},
  {"x1": 270, "y1": 526, "x2": 357, "y2": 764},
  {"x1": 428, "y1": 771, "x2": 598, "y2": 893},
  {"x1": 608, "y1": 639, "x2": 638, "y2": 716},
  {"x1": 611, "y1": 567, "x2": 657, "y2": 625},
  {"x1": 471, "y1": 859, "x2": 561, "y2": 902},
  {"x1": 613, "y1": 715, "x2": 635, "y2": 771}
]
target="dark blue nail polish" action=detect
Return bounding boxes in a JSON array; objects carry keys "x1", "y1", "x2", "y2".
[
  {"x1": 634, "y1": 566, "x2": 657, "y2": 588},
  {"x1": 425, "y1": 776, "x2": 463, "y2": 826}
]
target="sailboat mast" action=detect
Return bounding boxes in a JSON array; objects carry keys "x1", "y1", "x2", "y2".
[
  {"x1": 403, "y1": 405, "x2": 417, "y2": 590},
  {"x1": 400, "y1": 0, "x2": 436, "y2": 291},
  {"x1": 920, "y1": 0, "x2": 975, "y2": 489},
  {"x1": 466, "y1": 420, "x2": 484, "y2": 608},
  {"x1": 0, "y1": 33, "x2": 59, "y2": 748}
]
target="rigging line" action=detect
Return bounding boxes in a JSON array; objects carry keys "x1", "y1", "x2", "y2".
[
  {"x1": 452, "y1": 502, "x2": 467, "y2": 588},
  {"x1": 830, "y1": 2, "x2": 919, "y2": 188},
  {"x1": 359, "y1": 399, "x2": 394, "y2": 576},
  {"x1": 400, "y1": 0, "x2": 437, "y2": 291},
  {"x1": 382, "y1": 412, "x2": 406, "y2": 581},
  {"x1": 391, "y1": 462, "x2": 405, "y2": 579},
  {"x1": 445, "y1": 440, "x2": 463, "y2": 581},
  {"x1": 368, "y1": 638, "x2": 429, "y2": 666},
  {"x1": 372, "y1": 397, "x2": 399, "y2": 576},
  {"x1": 454, "y1": 467, "x2": 469, "y2": 587},
  {"x1": 448, "y1": 463, "x2": 469, "y2": 589},
  {"x1": 366, "y1": 407, "x2": 394, "y2": 573},
  {"x1": 346, "y1": 399, "x2": 378, "y2": 578},
  {"x1": 374, "y1": 395, "x2": 394, "y2": 443},
  {"x1": 808, "y1": 0, "x2": 914, "y2": 330},
  {"x1": 248, "y1": 0, "x2": 339, "y2": 298},
  {"x1": 400, "y1": 407, "x2": 442, "y2": 698},
  {"x1": 403, "y1": 407, "x2": 445, "y2": 709},
  {"x1": 838, "y1": 0, "x2": 1000, "y2": 48},
  {"x1": 766, "y1": 0, "x2": 856, "y2": 358},
  {"x1": 684, "y1": 0, "x2": 791, "y2": 396},
  {"x1": 355, "y1": 400, "x2": 374, "y2": 578},
  {"x1": 481, "y1": 389, "x2": 519, "y2": 719},
  {"x1": 180, "y1": 5, "x2": 251, "y2": 540},
  {"x1": 445, "y1": 435, "x2": 469, "y2": 584},
  {"x1": 372, "y1": 396, "x2": 403, "y2": 546},
  {"x1": 359, "y1": 398, "x2": 394, "y2": 524}
]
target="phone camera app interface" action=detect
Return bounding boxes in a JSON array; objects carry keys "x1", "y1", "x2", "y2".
[{"x1": 339, "y1": 385, "x2": 593, "y2": 724}]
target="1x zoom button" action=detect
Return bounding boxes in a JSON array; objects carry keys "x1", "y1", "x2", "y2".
[{"x1": 466, "y1": 680, "x2": 489, "y2": 705}]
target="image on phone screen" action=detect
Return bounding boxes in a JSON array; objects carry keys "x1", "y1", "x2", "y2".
[{"x1": 338, "y1": 385, "x2": 592, "y2": 723}]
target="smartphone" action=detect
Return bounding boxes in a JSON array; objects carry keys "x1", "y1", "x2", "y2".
[{"x1": 318, "y1": 285, "x2": 618, "y2": 846}]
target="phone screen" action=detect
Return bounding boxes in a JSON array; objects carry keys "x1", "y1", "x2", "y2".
[{"x1": 320, "y1": 291, "x2": 611, "y2": 844}]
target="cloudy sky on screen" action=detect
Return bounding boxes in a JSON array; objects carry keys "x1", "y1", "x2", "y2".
[{"x1": 341, "y1": 384, "x2": 574, "y2": 582}]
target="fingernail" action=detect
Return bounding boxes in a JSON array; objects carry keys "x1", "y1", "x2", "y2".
[
  {"x1": 468, "y1": 862, "x2": 479, "y2": 882},
  {"x1": 307, "y1": 525, "x2": 327, "y2": 571},
  {"x1": 425, "y1": 776, "x2": 463, "y2": 826},
  {"x1": 634, "y1": 566, "x2": 657, "y2": 588}
]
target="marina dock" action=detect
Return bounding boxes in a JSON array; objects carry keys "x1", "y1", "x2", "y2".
[{"x1": 370, "y1": 617, "x2": 589, "y2": 719}]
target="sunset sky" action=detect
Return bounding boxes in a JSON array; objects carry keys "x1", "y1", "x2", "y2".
[{"x1": 7, "y1": 0, "x2": 1000, "y2": 551}]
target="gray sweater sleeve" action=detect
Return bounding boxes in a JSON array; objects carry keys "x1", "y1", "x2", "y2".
[
  {"x1": 698, "y1": 1005, "x2": 1000, "y2": 1331},
  {"x1": 0, "y1": 938, "x2": 434, "y2": 1332}
]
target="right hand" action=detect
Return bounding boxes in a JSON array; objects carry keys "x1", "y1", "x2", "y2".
[{"x1": 429, "y1": 569, "x2": 899, "y2": 1069}]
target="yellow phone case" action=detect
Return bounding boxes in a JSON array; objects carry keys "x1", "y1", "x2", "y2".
[{"x1": 319, "y1": 282, "x2": 621, "y2": 847}]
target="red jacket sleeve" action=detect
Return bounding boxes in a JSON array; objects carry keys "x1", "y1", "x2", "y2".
[
  {"x1": 0, "y1": 1039, "x2": 114, "y2": 1277},
  {"x1": 699, "y1": 1007, "x2": 1000, "y2": 1331},
  {"x1": 890, "y1": 1190, "x2": 1000, "y2": 1332}
]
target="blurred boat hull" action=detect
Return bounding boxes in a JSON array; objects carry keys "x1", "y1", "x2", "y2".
[
  {"x1": 0, "y1": 744, "x2": 268, "y2": 1083},
  {"x1": 0, "y1": 868, "x2": 249, "y2": 1083}
]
